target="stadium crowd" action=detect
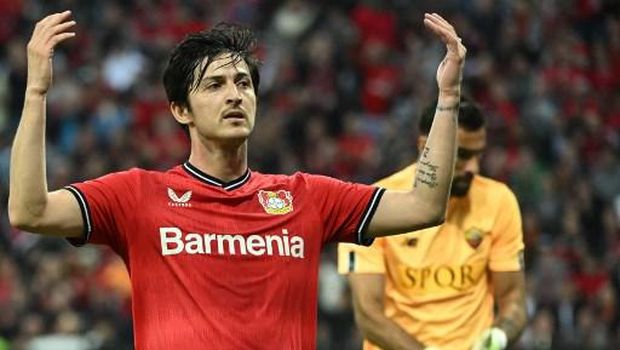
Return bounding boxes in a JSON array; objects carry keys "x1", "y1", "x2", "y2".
[{"x1": 0, "y1": 0, "x2": 619, "y2": 349}]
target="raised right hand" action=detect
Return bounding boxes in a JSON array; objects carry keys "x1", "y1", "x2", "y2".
[
  {"x1": 26, "y1": 10, "x2": 76, "y2": 95},
  {"x1": 423, "y1": 13, "x2": 466, "y2": 99}
]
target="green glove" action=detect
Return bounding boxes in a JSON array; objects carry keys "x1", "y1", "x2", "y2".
[{"x1": 472, "y1": 327, "x2": 508, "y2": 350}]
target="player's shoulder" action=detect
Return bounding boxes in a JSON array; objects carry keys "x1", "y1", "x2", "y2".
[
  {"x1": 248, "y1": 170, "x2": 305, "y2": 185},
  {"x1": 471, "y1": 175, "x2": 517, "y2": 202},
  {"x1": 92, "y1": 167, "x2": 147, "y2": 182},
  {"x1": 282, "y1": 172, "x2": 342, "y2": 191},
  {"x1": 374, "y1": 164, "x2": 415, "y2": 189},
  {"x1": 110, "y1": 165, "x2": 188, "y2": 186},
  {"x1": 130, "y1": 165, "x2": 182, "y2": 181},
  {"x1": 253, "y1": 171, "x2": 356, "y2": 191}
]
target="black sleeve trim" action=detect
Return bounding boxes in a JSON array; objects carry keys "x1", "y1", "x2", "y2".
[
  {"x1": 64, "y1": 185, "x2": 92, "y2": 247},
  {"x1": 348, "y1": 251, "x2": 356, "y2": 272},
  {"x1": 355, "y1": 187, "x2": 386, "y2": 246}
]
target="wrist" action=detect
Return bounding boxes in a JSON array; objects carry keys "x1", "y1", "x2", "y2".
[
  {"x1": 25, "y1": 87, "x2": 48, "y2": 98},
  {"x1": 437, "y1": 91, "x2": 460, "y2": 103},
  {"x1": 437, "y1": 87, "x2": 461, "y2": 101}
]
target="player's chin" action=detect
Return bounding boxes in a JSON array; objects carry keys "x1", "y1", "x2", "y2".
[{"x1": 218, "y1": 127, "x2": 253, "y2": 143}]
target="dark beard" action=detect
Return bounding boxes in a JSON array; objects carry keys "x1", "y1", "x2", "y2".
[{"x1": 450, "y1": 172, "x2": 474, "y2": 197}]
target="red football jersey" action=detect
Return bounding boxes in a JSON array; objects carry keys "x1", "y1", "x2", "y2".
[{"x1": 65, "y1": 162, "x2": 385, "y2": 349}]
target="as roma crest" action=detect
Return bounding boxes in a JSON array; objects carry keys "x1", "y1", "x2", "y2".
[
  {"x1": 464, "y1": 227, "x2": 485, "y2": 249},
  {"x1": 258, "y1": 190, "x2": 294, "y2": 215}
]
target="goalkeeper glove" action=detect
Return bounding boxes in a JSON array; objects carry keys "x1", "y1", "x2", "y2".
[{"x1": 472, "y1": 327, "x2": 508, "y2": 350}]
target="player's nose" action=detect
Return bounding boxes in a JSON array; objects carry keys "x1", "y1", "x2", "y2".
[
  {"x1": 463, "y1": 156, "x2": 480, "y2": 174},
  {"x1": 225, "y1": 83, "x2": 242, "y2": 106}
]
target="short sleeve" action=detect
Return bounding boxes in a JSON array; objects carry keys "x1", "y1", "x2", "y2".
[
  {"x1": 489, "y1": 186, "x2": 524, "y2": 272},
  {"x1": 64, "y1": 169, "x2": 141, "y2": 253},
  {"x1": 337, "y1": 240, "x2": 386, "y2": 274},
  {"x1": 305, "y1": 174, "x2": 385, "y2": 246}
]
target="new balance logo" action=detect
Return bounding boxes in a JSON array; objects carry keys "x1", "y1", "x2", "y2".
[{"x1": 168, "y1": 188, "x2": 192, "y2": 207}]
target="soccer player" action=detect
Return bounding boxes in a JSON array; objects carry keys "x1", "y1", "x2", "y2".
[
  {"x1": 338, "y1": 100, "x2": 526, "y2": 350},
  {"x1": 8, "y1": 10, "x2": 466, "y2": 349}
]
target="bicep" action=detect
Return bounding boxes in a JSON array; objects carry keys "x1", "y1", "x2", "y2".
[
  {"x1": 348, "y1": 273, "x2": 386, "y2": 317},
  {"x1": 36, "y1": 189, "x2": 84, "y2": 237},
  {"x1": 366, "y1": 190, "x2": 442, "y2": 237}
]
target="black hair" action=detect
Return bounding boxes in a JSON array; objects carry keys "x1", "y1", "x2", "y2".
[
  {"x1": 418, "y1": 97, "x2": 485, "y2": 135},
  {"x1": 163, "y1": 22, "x2": 261, "y2": 112}
]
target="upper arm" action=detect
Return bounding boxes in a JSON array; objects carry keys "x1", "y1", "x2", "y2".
[
  {"x1": 489, "y1": 188, "x2": 525, "y2": 308},
  {"x1": 21, "y1": 189, "x2": 84, "y2": 237},
  {"x1": 348, "y1": 273, "x2": 386, "y2": 320},
  {"x1": 489, "y1": 187, "x2": 524, "y2": 271},
  {"x1": 366, "y1": 190, "x2": 444, "y2": 238},
  {"x1": 303, "y1": 174, "x2": 384, "y2": 245}
]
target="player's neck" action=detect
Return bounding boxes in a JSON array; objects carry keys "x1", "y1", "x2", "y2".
[{"x1": 188, "y1": 137, "x2": 248, "y2": 182}]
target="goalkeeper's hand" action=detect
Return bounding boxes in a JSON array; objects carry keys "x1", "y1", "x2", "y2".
[{"x1": 472, "y1": 327, "x2": 508, "y2": 350}]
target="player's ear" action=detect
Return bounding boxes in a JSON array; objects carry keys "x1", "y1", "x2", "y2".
[
  {"x1": 417, "y1": 135, "x2": 428, "y2": 154},
  {"x1": 170, "y1": 102, "x2": 193, "y2": 126}
]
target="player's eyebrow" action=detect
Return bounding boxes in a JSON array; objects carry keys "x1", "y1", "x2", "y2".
[{"x1": 202, "y1": 72, "x2": 251, "y2": 83}]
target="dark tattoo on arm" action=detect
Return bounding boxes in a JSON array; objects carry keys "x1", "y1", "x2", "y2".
[
  {"x1": 415, "y1": 147, "x2": 439, "y2": 188},
  {"x1": 497, "y1": 317, "x2": 518, "y2": 338}
]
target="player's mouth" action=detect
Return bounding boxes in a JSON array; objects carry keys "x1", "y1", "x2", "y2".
[{"x1": 222, "y1": 110, "x2": 246, "y2": 120}]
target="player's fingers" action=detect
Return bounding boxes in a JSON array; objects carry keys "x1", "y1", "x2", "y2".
[
  {"x1": 424, "y1": 14, "x2": 464, "y2": 55},
  {"x1": 50, "y1": 20, "x2": 77, "y2": 35},
  {"x1": 32, "y1": 11, "x2": 73, "y2": 44},
  {"x1": 424, "y1": 13, "x2": 455, "y2": 36},
  {"x1": 40, "y1": 18, "x2": 75, "y2": 39},
  {"x1": 38, "y1": 10, "x2": 72, "y2": 28},
  {"x1": 429, "y1": 13, "x2": 456, "y2": 34},
  {"x1": 423, "y1": 18, "x2": 455, "y2": 44},
  {"x1": 432, "y1": 15, "x2": 465, "y2": 53},
  {"x1": 32, "y1": 19, "x2": 76, "y2": 53},
  {"x1": 49, "y1": 32, "x2": 77, "y2": 47}
]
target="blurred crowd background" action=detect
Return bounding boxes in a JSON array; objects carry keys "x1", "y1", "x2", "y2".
[{"x1": 0, "y1": 0, "x2": 619, "y2": 349}]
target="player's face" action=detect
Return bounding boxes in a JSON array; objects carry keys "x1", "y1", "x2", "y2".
[
  {"x1": 186, "y1": 54, "x2": 257, "y2": 144},
  {"x1": 451, "y1": 128, "x2": 486, "y2": 197}
]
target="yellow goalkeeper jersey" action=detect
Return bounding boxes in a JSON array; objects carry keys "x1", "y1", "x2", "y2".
[{"x1": 338, "y1": 165, "x2": 524, "y2": 350}]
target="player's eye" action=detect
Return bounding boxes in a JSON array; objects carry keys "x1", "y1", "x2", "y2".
[
  {"x1": 457, "y1": 149, "x2": 483, "y2": 160},
  {"x1": 237, "y1": 80, "x2": 250, "y2": 88}
]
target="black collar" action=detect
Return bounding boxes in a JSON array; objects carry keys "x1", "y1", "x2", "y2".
[{"x1": 182, "y1": 162, "x2": 251, "y2": 191}]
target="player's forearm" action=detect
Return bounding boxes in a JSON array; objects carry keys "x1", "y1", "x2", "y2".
[
  {"x1": 8, "y1": 90, "x2": 50, "y2": 226},
  {"x1": 410, "y1": 93, "x2": 458, "y2": 223},
  {"x1": 355, "y1": 310, "x2": 425, "y2": 350},
  {"x1": 494, "y1": 300, "x2": 527, "y2": 345}
]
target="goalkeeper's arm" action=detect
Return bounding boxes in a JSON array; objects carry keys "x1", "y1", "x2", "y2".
[
  {"x1": 348, "y1": 273, "x2": 429, "y2": 350},
  {"x1": 473, "y1": 270, "x2": 527, "y2": 350}
]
